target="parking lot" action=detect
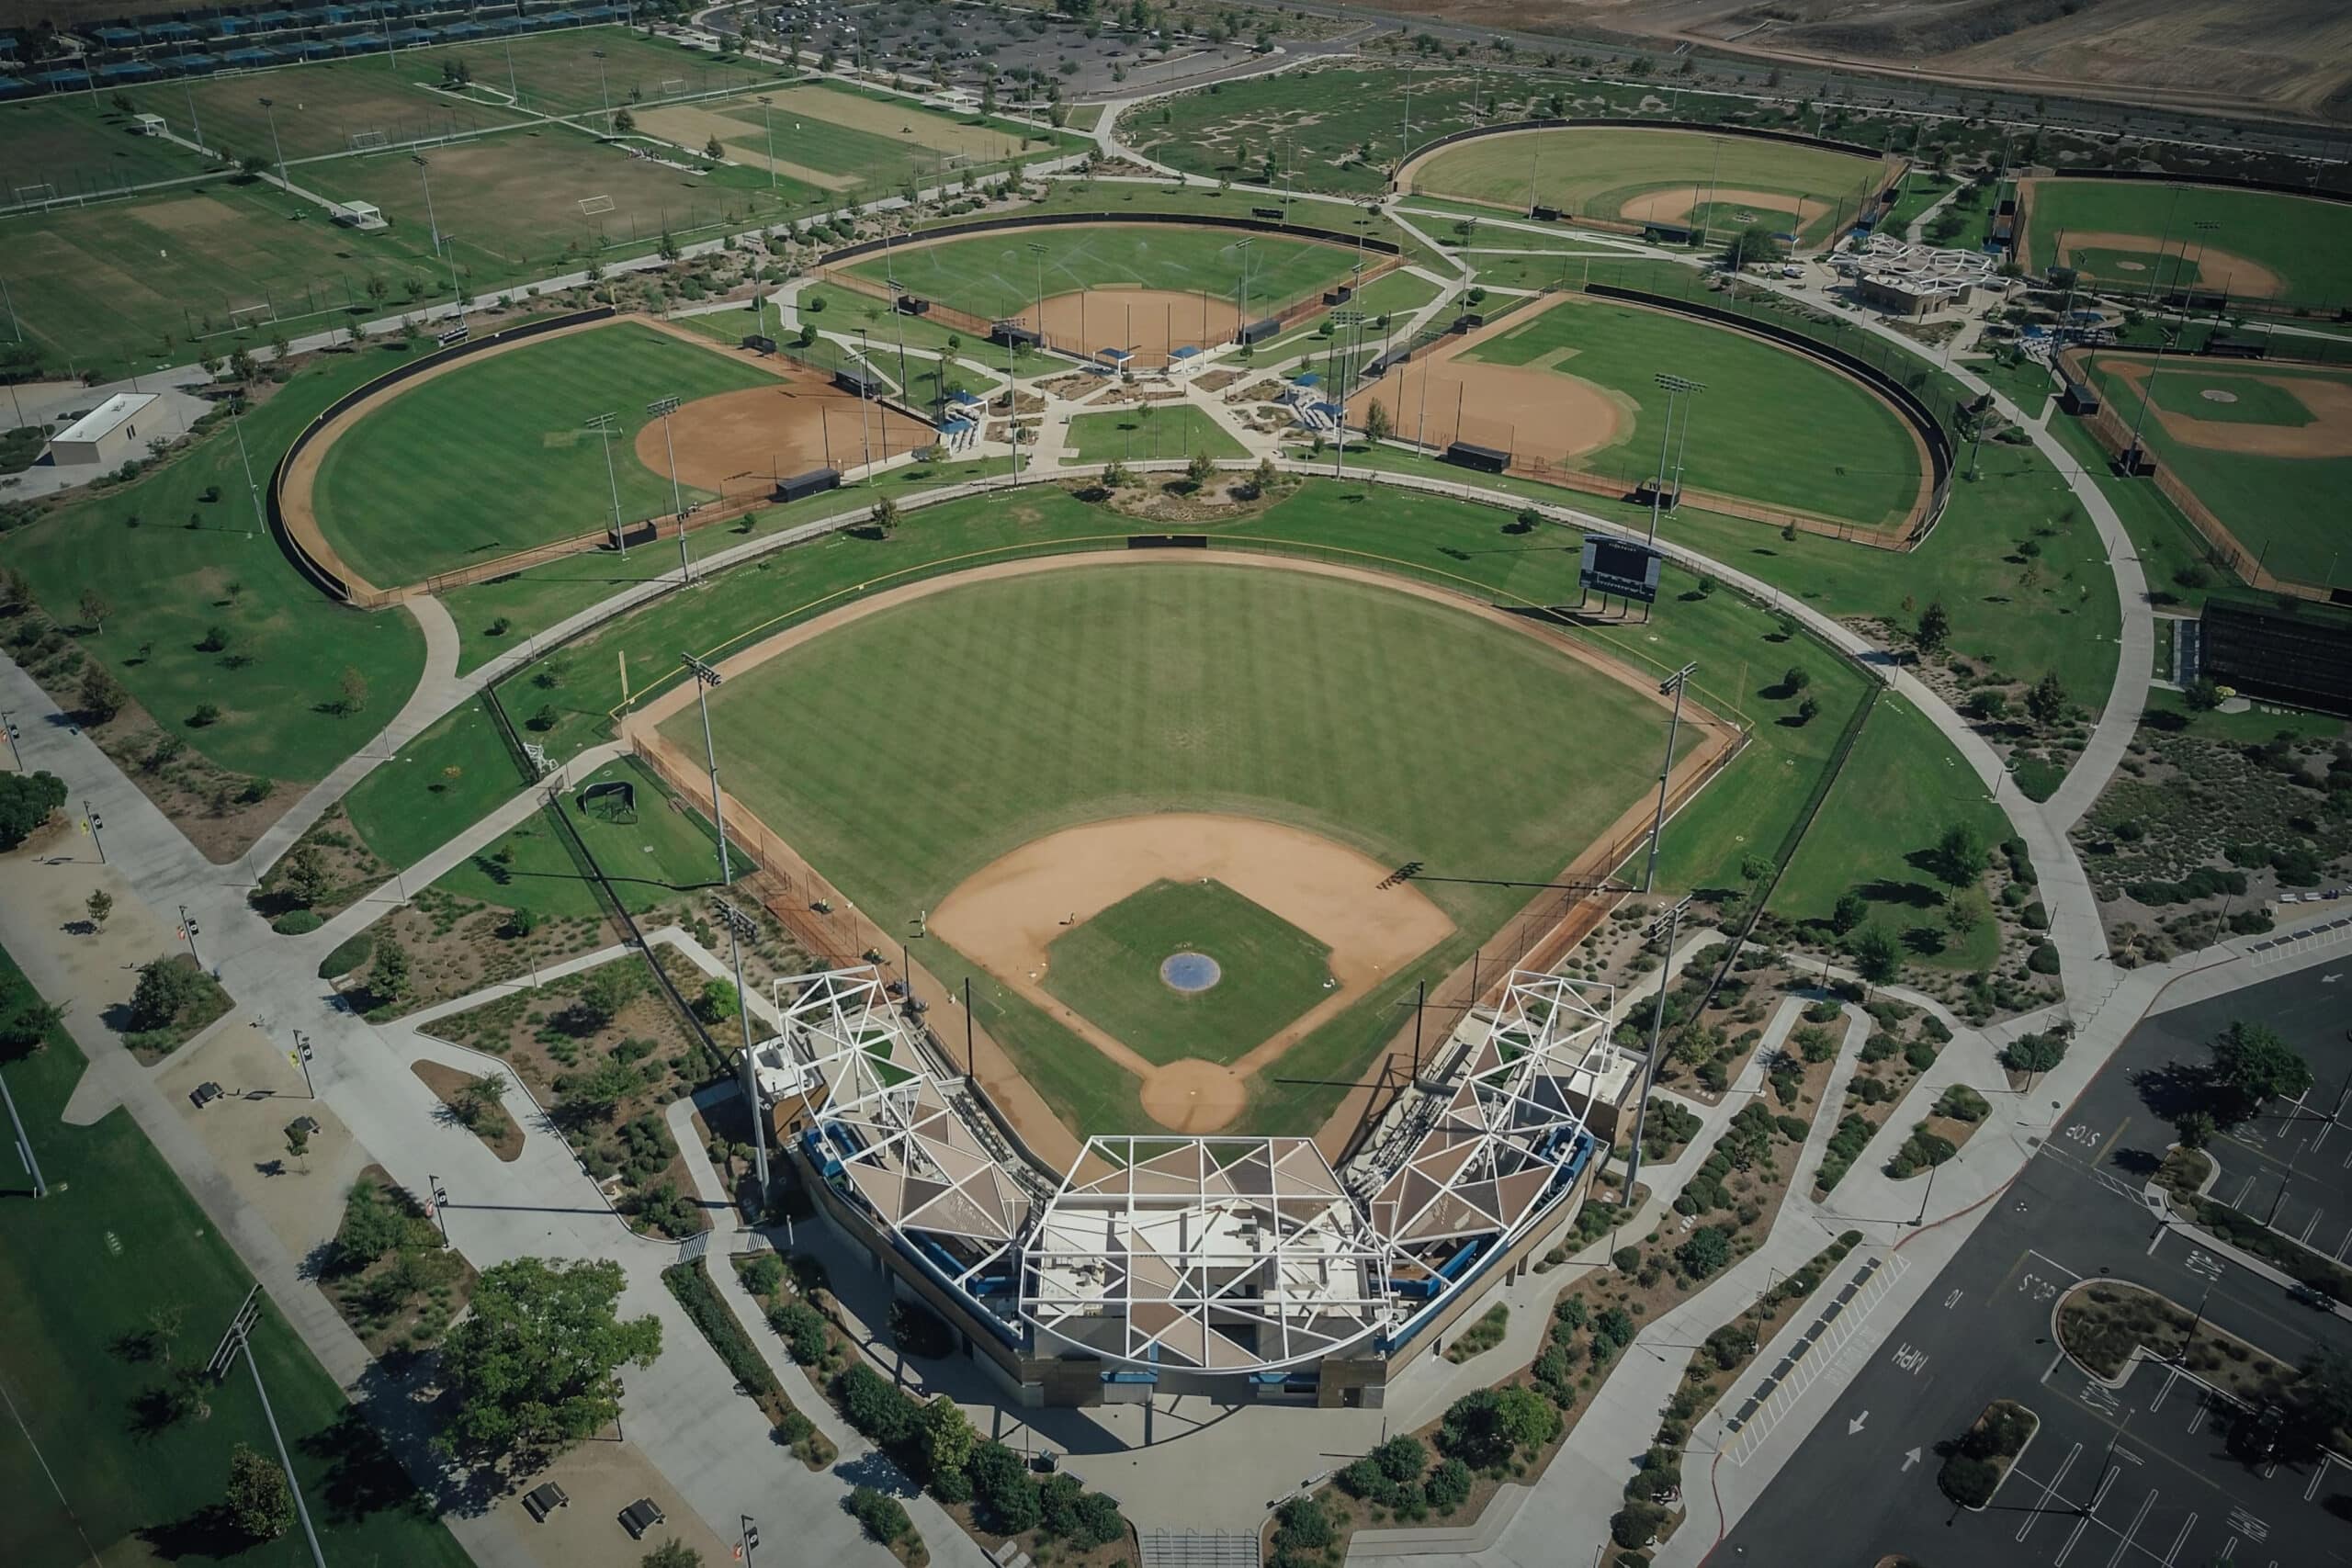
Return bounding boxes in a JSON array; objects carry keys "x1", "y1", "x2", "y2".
[{"x1": 1717, "y1": 962, "x2": 2352, "y2": 1566}]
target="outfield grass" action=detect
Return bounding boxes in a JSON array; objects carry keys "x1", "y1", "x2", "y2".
[
  {"x1": 847, "y1": 224, "x2": 1362, "y2": 321},
  {"x1": 2081, "y1": 355, "x2": 2352, "y2": 590},
  {"x1": 1411, "y1": 126, "x2": 1885, "y2": 248},
  {"x1": 1043, "y1": 879, "x2": 1335, "y2": 1067},
  {"x1": 311, "y1": 321, "x2": 778, "y2": 588},
  {"x1": 433, "y1": 757, "x2": 738, "y2": 918},
  {"x1": 1, "y1": 343, "x2": 432, "y2": 785},
  {"x1": 1772, "y1": 694, "x2": 2008, "y2": 970},
  {"x1": 1067, "y1": 404, "x2": 1246, "y2": 463},
  {"x1": 0, "y1": 945, "x2": 471, "y2": 1568},
  {"x1": 1453, "y1": 294, "x2": 1924, "y2": 529},
  {"x1": 668, "y1": 552, "x2": 1677, "y2": 1130},
  {"x1": 2021, "y1": 178, "x2": 2352, "y2": 306}
]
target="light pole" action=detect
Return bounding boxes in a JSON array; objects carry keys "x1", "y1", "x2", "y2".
[
  {"x1": 2120, "y1": 325, "x2": 2177, "y2": 473},
  {"x1": 1026, "y1": 240, "x2": 1049, "y2": 344},
  {"x1": 230, "y1": 399, "x2": 266, "y2": 536},
  {"x1": 427, "y1": 1174, "x2": 450, "y2": 1243},
  {"x1": 291, "y1": 1030, "x2": 314, "y2": 1098},
  {"x1": 1621, "y1": 893, "x2": 1690, "y2": 1208},
  {"x1": 0, "y1": 711, "x2": 20, "y2": 770},
  {"x1": 177, "y1": 904, "x2": 204, "y2": 970},
  {"x1": 256, "y1": 96, "x2": 288, "y2": 191},
  {"x1": 84, "y1": 800, "x2": 105, "y2": 863},
  {"x1": 741, "y1": 1516, "x2": 762, "y2": 1568},
  {"x1": 0, "y1": 1051, "x2": 45, "y2": 1197},
  {"x1": 205, "y1": 1290, "x2": 328, "y2": 1568},
  {"x1": 584, "y1": 412, "x2": 627, "y2": 555},
  {"x1": 181, "y1": 74, "x2": 206, "y2": 152},
  {"x1": 714, "y1": 899, "x2": 770, "y2": 1198},
  {"x1": 413, "y1": 152, "x2": 443, "y2": 256},
  {"x1": 1330, "y1": 309, "x2": 1364, "y2": 477},
  {"x1": 593, "y1": 49, "x2": 614, "y2": 133},
  {"x1": 760, "y1": 97, "x2": 776, "y2": 199},
  {"x1": 646, "y1": 395, "x2": 692, "y2": 583},
  {"x1": 679, "y1": 653, "x2": 735, "y2": 887},
  {"x1": 1647, "y1": 372, "x2": 1704, "y2": 541},
  {"x1": 1643, "y1": 664, "x2": 1697, "y2": 894},
  {"x1": 1235, "y1": 236, "x2": 1254, "y2": 333}
]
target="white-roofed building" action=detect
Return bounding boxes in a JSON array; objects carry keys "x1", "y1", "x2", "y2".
[{"x1": 47, "y1": 392, "x2": 160, "y2": 468}]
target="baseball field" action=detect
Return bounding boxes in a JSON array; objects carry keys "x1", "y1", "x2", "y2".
[
  {"x1": 2019, "y1": 178, "x2": 2352, "y2": 306},
  {"x1": 1359, "y1": 292, "x2": 1928, "y2": 532},
  {"x1": 2080, "y1": 353, "x2": 2352, "y2": 590},
  {"x1": 1403, "y1": 127, "x2": 1890, "y2": 248},
  {"x1": 649, "y1": 554, "x2": 1713, "y2": 1138}
]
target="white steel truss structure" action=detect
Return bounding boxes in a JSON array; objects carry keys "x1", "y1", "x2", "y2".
[{"x1": 776, "y1": 967, "x2": 1616, "y2": 1375}]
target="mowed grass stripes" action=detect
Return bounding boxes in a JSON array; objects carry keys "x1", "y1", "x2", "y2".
[
  {"x1": 311, "y1": 322, "x2": 776, "y2": 587},
  {"x1": 847, "y1": 225, "x2": 1363, "y2": 321}
]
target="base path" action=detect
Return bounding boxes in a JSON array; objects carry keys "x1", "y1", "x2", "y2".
[{"x1": 930, "y1": 812, "x2": 1456, "y2": 1134}]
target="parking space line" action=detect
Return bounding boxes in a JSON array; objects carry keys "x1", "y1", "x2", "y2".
[
  {"x1": 1722, "y1": 1253, "x2": 1905, "y2": 1464},
  {"x1": 2302, "y1": 1453, "x2": 2335, "y2": 1503},
  {"x1": 2017, "y1": 1443, "x2": 2084, "y2": 1544},
  {"x1": 2105, "y1": 1488, "x2": 2156, "y2": 1567},
  {"x1": 2052, "y1": 1466, "x2": 2118, "y2": 1564},
  {"x1": 2160, "y1": 1512, "x2": 2198, "y2": 1566}
]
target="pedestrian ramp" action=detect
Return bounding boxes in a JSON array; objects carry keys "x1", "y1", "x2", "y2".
[
  {"x1": 1141, "y1": 1529, "x2": 1260, "y2": 1568},
  {"x1": 1721, "y1": 1250, "x2": 1908, "y2": 1465}
]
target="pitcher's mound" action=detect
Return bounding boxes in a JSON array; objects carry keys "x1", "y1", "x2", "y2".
[{"x1": 1139, "y1": 1058, "x2": 1248, "y2": 1134}]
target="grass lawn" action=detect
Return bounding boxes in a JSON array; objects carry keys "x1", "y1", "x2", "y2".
[
  {"x1": 1411, "y1": 126, "x2": 1886, "y2": 248},
  {"x1": 433, "y1": 757, "x2": 741, "y2": 918},
  {"x1": 0, "y1": 945, "x2": 470, "y2": 1568},
  {"x1": 1772, "y1": 694, "x2": 2008, "y2": 970},
  {"x1": 1043, "y1": 878, "x2": 1335, "y2": 1067},
  {"x1": 341, "y1": 694, "x2": 521, "y2": 870},
  {"x1": 2020, "y1": 178, "x2": 2352, "y2": 306},
  {"x1": 2081, "y1": 355, "x2": 2352, "y2": 591},
  {"x1": 1454, "y1": 294, "x2": 1925, "y2": 529},
  {"x1": 130, "y1": 53, "x2": 527, "y2": 164},
  {"x1": 1, "y1": 345, "x2": 432, "y2": 785},
  {"x1": 847, "y1": 224, "x2": 1361, "y2": 322},
  {"x1": 0, "y1": 95, "x2": 216, "y2": 195},
  {"x1": 311, "y1": 321, "x2": 779, "y2": 589},
  {"x1": 670, "y1": 554, "x2": 1676, "y2": 1131},
  {"x1": 1066, "y1": 403, "x2": 1246, "y2": 463}
]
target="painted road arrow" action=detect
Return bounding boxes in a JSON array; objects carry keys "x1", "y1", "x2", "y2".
[
  {"x1": 1902, "y1": 1448, "x2": 1921, "y2": 1472},
  {"x1": 1849, "y1": 1411, "x2": 1869, "y2": 1435}
]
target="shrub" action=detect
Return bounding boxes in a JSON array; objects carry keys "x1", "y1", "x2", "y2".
[
  {"x1": 2028, "y1": 941, "x2": 2061, "y2": 975},
  {"x1": 1424, "y1": 1457, "x2": 1472, "y2": 1514},
  {"x1": 769, "y1": 1300, "x2": 828, "y2": 1365},
  {"x1": 272, "y1": 909, "x2": 323, "y2": 935},
  {"x1": 1272, "y1": 1494, "x2": 1333, "y2": 1551},
  {"x1": 1611, "y1": 1499, "x2": 1667, "y2": 1549},
  {"x1": 319, "y1": 933, "x2": 374, "y2": 980},
  {"x1": 1904, "y1": 1037, "x2": 1938, "y2": 1072},
  {"x1": 834, "y1": 1362, "x2": 920, "y2": 1446},
  {"x1": 1939, "y1": 1452, "x2": 2001, "y2": 1508},
  {"x1": 1613, "y1": 1245, "x2": 1641, "y2": 1274},
  {"x1": 849, "y1": 1485, "x2": 912, "y2": 1544},
  {"x1": 2002, "y1": 1032, "x2": 2066, "y2": 1073},
  {"x1": 1676, "y1": 1224, "x2": 1732, "y2": 1280}
]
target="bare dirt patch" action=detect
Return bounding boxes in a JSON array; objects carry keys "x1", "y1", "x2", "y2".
[
  {"x1": 1620, "y1": 185, "x2": 1830, "y2": 231},
  {"x1": 635, "y1": 374, "x2": 933, "y2": 494},
  {"x1": 754, "y1": 83, "x2": 1031, "y2": 163},
  {"x1": 2099, "y1": 358, "x2": 2352, "y2": 458},
  {"x1": 1357, "y1": 295, "x2": 1631, "y2": 457},
  {"x1": 634, "y1": 104, "x2": 855, "y2": 189},
  {"x1": 411, "y1": 1056, "x2": 524, "y2": 1160},
  {"x1": 931, "y1": 812, "x2": 1454, "y2": 1134}
]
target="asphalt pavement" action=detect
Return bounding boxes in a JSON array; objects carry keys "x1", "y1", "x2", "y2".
[{"x1": 1714, "y1": 964, "x2": 2352, "y2": 1567}]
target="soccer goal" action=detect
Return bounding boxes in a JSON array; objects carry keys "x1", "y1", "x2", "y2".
[
  {"x1": 659, "y1": 76, "x2": 687, "y2": 96},
  {"x1": 348, "y1": 129, "x2": 390, "y2": 152},
  {"x1": 229, "y1": 300, "x2": 277, "y2": 328},
  {"x1": 579, "y1": 194, "x2": 616, "y2": 217},
  {"x1": 10, "y1": 182, "x2": 56, "y2": 208}
]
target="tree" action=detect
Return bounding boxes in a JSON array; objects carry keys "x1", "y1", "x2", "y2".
[
  {"x1": 1945, "y1": 886, "x2": 1990, "y2": 937},
  {"x1": 696, "y1": 977, "x2": 739, "y2": 1023},
  {"x1": 921, "y1": 1393, "x2": 977, "y2": 1485},
  {"x1": 1935, "y1": 821, "x2": 1987, "y2": 887},
  {"x1": 1676, "y1": 1224, "x2": 1731, "y2": 1279},
  {"x1": 1097, "y1": 457, "x2": 1130, "y2": 493},
  {"x1": 339, "y1": 666, "x2": 368, "y2": 716},
  {"x1": 1722, "y1": 222, "x2": 1782, "y2": 270},
  {"x1": 79, "y1": 661, "x2": 128, "y2": 723},
  {"x1": 128, "y1": 956, "x2": 204, "y2": 1032},
  {"x1": 2210, "y1": 1021, "x2": 2312, "y2": 1110},
  {"x1": 458, "y1": 1073, "x2": 509, "y2": 1131},
  {"x1": 78, "y1": 588, "x2": 110, "y2": 634},
  {"x1": 2027, "y1": 671, "x2": 2067, "y2": 727},
  {"x1": 285, "y1": 1121, "x2": 311, "y2": 1169},
  {"x1": 1849, "y1": 925, "x2": 1901, "y2": 994},
  {"x1": 705, "y1": 135, "x2": 724, "y2": 162},
  {"x1": 1830, "y1": 890, "x2": 1868, "y2": 936},
  {"x1": 642, "y1": 1543, "x2": 702, "y2": 1568},
  {"x1": 1185, "y1": 448, "x2": 1216, "y2": 489},
  {"x1": 1781, "y1": 665, "x2": 1811, "y2": 694},
  {"x1": 224, "y1": 1443, "x2": 294, "y2": 1539},
  {"x1": 572, "y1": 964, "x2": 636, "y2": 1032},
  {"x1": 1797, "y1": 695, "x2": 1821, "y2": 725},
  {"x1": 368, "y1": 940, "x2": 411, "y2": 1005},
  {"x1": 85, "y1": 889, "x2": 114, "y2": 931},
  {"x1": 1363, "y1": 398, "x2": 1392, "y2": 442},
  {"x1": 870, "y1": 494, "x2": 899, "y2": 536},
  {"x1": 436, "y1": 1258, "x2": 662, "y2": 1465},
  {"x1": 613, "y1": 107, "x2": 637, "y2": 135},
  {"x1": 1914, "y1": 599, "x2": 1951, "y2": 656},
  {"x1": 278, "y1": 845, "x2": 332, "y2": 909},
  {"x1": 0, "y1": 771, "x2": 67, "y2": 853},
  {"x1": 1250, "y1": 455, "x2": 1280, "y2": 497}
]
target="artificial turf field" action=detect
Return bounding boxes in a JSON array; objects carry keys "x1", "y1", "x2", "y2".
[
  {"x1": 667, "y1": 557, "x2": 1678, "y2": 1131},
  {"x1": 2081, "y1": 355, "x2": 2352, "y2": 591},
  {"x1": 1408, "y1": 126, "x2": 1887, "y2": 247},
  {"x1": 2019, "y1": 178, "x2": 2352, "y2": 306},
  {"x1": 1443, "y1": 295, "x2": 1925, "y2": 530},
  {"x1": 310, "y1": 321, "x2": 776, "y2": 588},
  {"x1": 844, "y1": 224, "x2": 1363, "y2": 322},
  {"x1": 0, "y1": 947, "x2": 471, "y2": 1568},
  {"x1": 1043, "y1": 878, "x2": 1335, "y2": 1069}
]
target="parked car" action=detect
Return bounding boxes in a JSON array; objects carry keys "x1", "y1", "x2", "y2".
[{"x1": 619, "y1": 1499, "x2": 666, "y2": 1540}]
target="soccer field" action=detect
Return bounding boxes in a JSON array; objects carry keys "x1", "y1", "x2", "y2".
[
  {"x1": 843, "y1": 223, "x2": 1365, "y2": 321},
  {"x1": 1407, "y1": 127, "x2": 1888, "y2": 248},
  {"x1": 310, "y1": 321, "x2": 780, "y2": 589},
  {"x1": 2019, "y1": 178, "x2": 2352, "y2": 306},
  {"x1": 669, "y1": 558, "x2": 1678, "y2": 1132}
]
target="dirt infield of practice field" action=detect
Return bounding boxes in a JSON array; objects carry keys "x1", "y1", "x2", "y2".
[
  {"x1": 634, "y1": 377, "x2": 933, "y2": 492},
  {"x1": 932, "y1": 814, "x2": 1456, "y2": 1134},
  {"x1": 622, "y1": 547, "x2": 1737, "y2": 1148},
  {"x1": 1020, "y1": 286, "x2": 1243, "y2": 360},
  {"x1": 2100, "y1": 358, "x2": 2352, "y2": 457},
  {"x1": 1620, "y1": 185, "x2": 1832, "y2": 233},
  {"x1": 1365, "y1": 294, "x2": 1632, "y2": 457},
  {"x1": 636, "y1": 103, "x2": 856, "y2": 189}
]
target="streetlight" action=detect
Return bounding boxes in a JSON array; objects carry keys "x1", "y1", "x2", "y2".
[
  {"x1": 290, "y1": 1030, "x2": 315, "y2": 1098},
  {"x1": 1643, "y1": 664, "x2": 1698, "y2": 894},
  {"x1": 1330, "y1": 309, "x2": 1365, "y2": 478},
  {"x1": 206, "y1": 1289, "x2": 328, "y2": 1568},
  {"x1": 177, "y1": 904, "x2": 205, "y2": 970},
  {"x1": 1235, "y1": 236, "x2": 1254, "y2": 331},
  {"x1": 1622, "y1": 893, "x2": 1691, "y2": 1207},
  {"x1": 679, "y1": 653, "x2": 735, "y2": 888},
  {"x1": 0, "y1": 710, "x2": 20, "y2": 770},
  {"x1": 1647, "y1": 373, "x2": 1704, "y2": 543},
  {"x1": 413, "y1": 153, "x2": 443, "y2": 256},
  {"x1": 2120, "y1": 325, "x2": 2177, "y2": 474},
  {"x1": 230, "y1": 398, "x2": 266, "y2": 536},
  {"x1": 741, "y1": 1516, "x2": 762, "y2": 1568},
  {"x1": 592, "y1": 49, "x2": 614, "y2": 133},
  {"x1": 85, "y1": 799, "x2": 106, "y2": 863},
  {"x1": 646, "y1": 396, "x2": 694, "y2": 583},
  {"x1": 1025, "y1": 240, "x2": 1049, "y2": 344},
  {"x1": 714, "y1": 899, "x2": 770, "y2": 1198},
  {"x1": 427, "y1": 1174, "x2": 450, "y2": 1243},
  {"x1": 584, "y1": 412, "x2": 628, "y2": 556},
  {"x1": 256, "y1": 96, "x2": 288, "y2": 191}
]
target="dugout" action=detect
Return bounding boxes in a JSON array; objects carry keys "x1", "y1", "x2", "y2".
[
  {"x1": 1529, "y1": 204, "x2": 1562, "y2": 222},
  {"x1": 1323, "y1": 284, "x2": 1354, "y2": 306},
  {"x1": 1442, "y1": 441, "x2": 1510, "y2": 474},
  {"x1": 741, "y1": 333, "x2": 778, "y2": 354},
  {"x1": 1238, "y1": 317, "x2": 1283, "y2": 346},
  {"x1": 2057, "y1": 372, "x2": 2101, "y2": 416},
  {"x1": 895, "y1": 294, "x2": 932, "y2": 316},
  {"x1": 2199, "y1": 600, "x2": 2352, "y2": 716},
  {"x1": 989, "y1": 321, "x2": 1042, "y2": 350},
  {"x1": 832, "y1": 368, "x2": 884, "y2": 400},
  {"x1": 775, "y1": 468, "x2": 842, "y2": 502},
  {"x1": 1450, "y1": 312, "x2": 1485, "y2": 333},
  {"x1": 1252, "y1": 206, "x2": 1286, "y2": 221},
  {"x1": 2204, "y1": 333, "x2": 2268, "y2": 360}
]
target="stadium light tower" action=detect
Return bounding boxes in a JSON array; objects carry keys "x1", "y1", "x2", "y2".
[
  {"x1": 646, "y1": 396, "x2": 694, "y2": 583},
  {"x1": 1646, "y1": 373, "x2": 1704, "y2": 544},
  {"x1": 679, "y1": 652, "x2": 734, "y2": 888},
  {"x1": 1643, "y1": 663, "x2": 1698, "y2": 894},
  {"x1": 1329, "y1": 309, "x2": 1365, "y2": 479},
  {"x1": 412, "y1": 153, "x2": 443, "y2": 256},
  {"x1": 712, "y1": 897, "x2": 770, "y2": 1196},
  {"x1": 206, "y1": 1290, "x2": 327, "y2": 1568},
  {"x1": 1235, "y1": 236, "x2": 1254, "y2": 331},
  {"x1": 584, "y1": 412, "x2": 627, "y2": 556},
  {"x1": 256, "y1": 96, "x2": 288, "y2": 190},
  {"x1": 1025, "y1": 240, "x2": 1049, "y2": 343}
]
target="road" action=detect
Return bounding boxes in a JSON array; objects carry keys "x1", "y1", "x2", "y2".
[{"x1": 1717, "y1": 962, "x2": 2352, "y2": 1567}]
